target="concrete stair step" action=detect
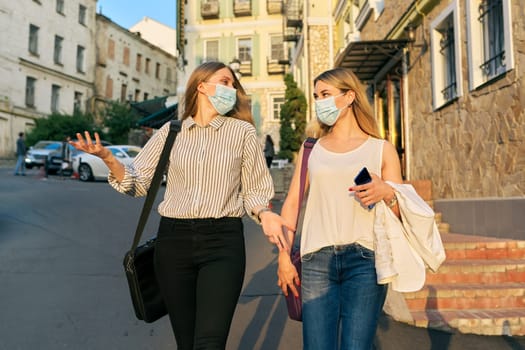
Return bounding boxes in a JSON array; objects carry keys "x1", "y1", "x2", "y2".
[
  {"x1": 397, "y1": 233, "x2": 525, "y2": 335},
  {"x1": 441, "y1": 232, "x2": 525, "y2": 260},
  {"x1": 410, "y1": 308, "x2": 525, "y2": 336},
  {"x1": 404, "y1": 282, "x2": 525, "y2": 310},
  {"x1": 425, "y1": 258, "x2": 525, "y2": 284}
]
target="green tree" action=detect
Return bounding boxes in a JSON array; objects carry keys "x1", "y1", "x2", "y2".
[
  {"x1": 102, "y1": 101, "x2": 139, "y2": 144},
  {"x1": 25, "y1": 112, "x2": 99, "y2": 146},
  {"x1": 278, "y1": 74, "x2": 307, "y2": 161}
]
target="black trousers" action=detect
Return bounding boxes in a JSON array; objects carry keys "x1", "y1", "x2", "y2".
[{"x1": 154, "y1": 217, "x2": 245, "y2": 350}]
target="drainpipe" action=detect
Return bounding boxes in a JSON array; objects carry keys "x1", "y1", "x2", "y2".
[
  {"x1": 402, "y1": 47, "x2": 411, "y2": 180},
  {"x1": 328, "y1": 0, "x2": 334, "y2": 67},
  {"x1": 303, "y1": 0, "x2": 312, "y2": 123}
]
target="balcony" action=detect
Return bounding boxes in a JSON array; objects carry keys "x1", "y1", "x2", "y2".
[
  {"x1": 267, "y1": 59, "x2": 286, "y2": 75},
  {"x1": 283, "y1": 0, "x2": 303, "y2": 27},
  {"x1": 239, "y1": 60, "x2": 252, "y2": 76},
  {"x1": 201, "y1": 0, "x2": 220, "y2": 19},
  {"x1": 267, "y1": 0, "x2": 282, "y2": 14},
  {"x1": 233, "y1": 0, "x2": 251, "y2": 17},
  {"x1": 283, "y1": 27, "x2": 300, "y2": 42},
  {"x1": 283, "y1": 0, "x2": 302, "y2": 41}
]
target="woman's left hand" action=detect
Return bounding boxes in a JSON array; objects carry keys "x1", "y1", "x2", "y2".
[{"x1": 349, "y1": 173, "x2": 391, "y2": 209}]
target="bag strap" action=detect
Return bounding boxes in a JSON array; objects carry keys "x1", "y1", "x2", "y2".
[
  {"x1": 289, "y1": 137, "x2": 317, "y2": 254},
  {"x1": 130, "y1": 120, "x2": 182, "y2": 252}
]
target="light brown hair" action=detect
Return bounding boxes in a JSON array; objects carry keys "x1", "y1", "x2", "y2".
[
  {"x1": 180, "y1": 61, "x2": 253, "y2": 124},
  {"x1": 307, "y1": 67, "x2": 380, "y2": 138}
]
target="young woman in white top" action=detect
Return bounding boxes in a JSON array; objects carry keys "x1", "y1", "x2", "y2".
[
  {"x1": 70, "y1": 61, "x2": 289, "y2": 350},
  {"x1": 277, "y1": 67, "x2": 403, "y2": 350}
]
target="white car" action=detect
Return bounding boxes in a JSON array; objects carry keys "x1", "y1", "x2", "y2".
[{"x1": 72, "y1": 145, "x2": 142, "y2": 182}]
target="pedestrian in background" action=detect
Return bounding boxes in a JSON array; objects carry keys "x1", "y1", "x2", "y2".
[
  {"x1": 70, "y1": 61, "x2": 291, "y2": 350},
  {"x1": 13, "y1": 132, "x2": 27, "y2": 176},
  {"x1": 263, "y1": 134, "x2": 275, "y2": 168},
  {"x1": 276, "y1": 67, "x2": 403, "y2": 350},
  {"x1": 59, "y1": 136, "x2": 72, "y2": 178}
]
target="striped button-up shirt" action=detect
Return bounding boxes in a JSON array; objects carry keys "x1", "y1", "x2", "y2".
[{"x1": 108, "y1": 116, "x2": 274, "y2": 222}]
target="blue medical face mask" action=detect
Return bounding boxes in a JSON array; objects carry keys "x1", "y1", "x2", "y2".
[
  {"x1": 207, "y1": 83, "x2": 237, "y2": 115},
  {"x1": 314, "y1": 93, "x2": 345, "y2": 126}
]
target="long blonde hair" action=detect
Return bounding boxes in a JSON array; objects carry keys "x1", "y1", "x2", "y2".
[
  {"x1": 180, "y1": 61, "x2": 253, "y2": 124},
  {"x1": 306, "y1": 68, "x2": 380, "y2": 138}
]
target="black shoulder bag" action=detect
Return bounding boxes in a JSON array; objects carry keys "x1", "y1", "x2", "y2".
[{"x1": 123, "y1": 120, "x2": 182, "y2": 323}]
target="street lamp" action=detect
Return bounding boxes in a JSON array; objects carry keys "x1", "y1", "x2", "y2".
[{"x1": 229, "y1": 58, "x2": 242, "y2": 80}]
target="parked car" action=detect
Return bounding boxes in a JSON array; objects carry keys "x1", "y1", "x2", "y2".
[
  {"x1": 25, "y1": 141, "x2": 62, "y2": 169},
  {"x1": 72, "y1": 145, "x2": 141, "y2": 182}
]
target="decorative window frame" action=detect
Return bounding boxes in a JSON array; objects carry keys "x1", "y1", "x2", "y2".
[
  {"x1": 430, "y1": 0, "x2": 462, "y2": 110},
  {"x1": 269, "y1": 94, "x2": 285, "y2": 121},
  {"x1": 466, "y1": 0, "x2": 514, "y2": 90},
  {"x1": 355, "y1": 0, "x2": 384, "y2": 31},
  {"x1": 203, "y1": 39, "x2": 220, "y2": 62}
]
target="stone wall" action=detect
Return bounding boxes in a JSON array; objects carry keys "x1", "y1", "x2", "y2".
[
  {"x1": 406, "y1": 2, "x2": 524, "y2": 199},
  {"x1": 308, "y1": 25, "x2": 331, "y2": 82}
]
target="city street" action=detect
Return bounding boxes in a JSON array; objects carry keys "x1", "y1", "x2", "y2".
[{"x1": 1, "y1": 166, "x2": 524, "y2": 350}]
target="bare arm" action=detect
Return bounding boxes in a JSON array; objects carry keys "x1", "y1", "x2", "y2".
[
  {"x1": 70, "y1": 131, "x2": 125, "y2": 182},
  {"x1": 276, "y1": 144, "x2": 307, "y2": 298},
  {"x1": 350, "y1": 141, "x2": 403, "y2": 217}
]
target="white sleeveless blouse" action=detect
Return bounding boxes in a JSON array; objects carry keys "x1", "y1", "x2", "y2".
[{"x1": 300, "y1": 137, "x2": 384, "y2": 256}]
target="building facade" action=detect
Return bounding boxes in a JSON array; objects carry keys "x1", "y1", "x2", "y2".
[
  {"x1": 94, "y1": 14, "x2": 177, "y2": 115},
  {"x1": 0, "y1": 1, "x2": 178, "y2": 157},
  {"x1": 129, "y1": 16, "x2": 178, "y2": 57},
  {"x1": 0, "y1": 0, "x2": 97, "y2": 157},
  {"x1": 177, "y1": 0, "x2": 289, "y2": 148}
]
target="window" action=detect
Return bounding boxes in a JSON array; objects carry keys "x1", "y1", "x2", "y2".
[
  {"x1": 123, "y1": 47, "x2": 130, "y2": 66},
  {"x1": 466, "y1": 0, "x2": 514, "y2": 89},
  {"x1": 25, "y1": 77, "x2": 36, "y2": 107},
  {"x1": 430, "y1": 1, "x2": 462, "y2": 109},
  {"x1": 238, "y1": 38, "x2": 252, "y2": 62},
  {"x1": 204, "y1": 40, "x2": 219, "y2": 61},
  {"x1": 270, "y1": 35, "x2": 284, "y2": 61},
  {"x1": 51, "y1": 84, "x2": 61, "y2": 112},
  {"x1": 145, "y1": 58, "x2": 151, "y2": 74},
  {"x1": 78, "y1": 4, "x2": 86, "y2": 25},
  {"x1": 56, "y1": 0, "x2": 64, "y2": 14},
  {"x1": 28, "y1": 24, "x2": 39, "y2": 55},
  {"x1": 155, "y1": 63, "x2": 161, "y2": 79},
  {"x1": 143, "y1": 92, "x2": 149, "y2": 100},
  {"x1": 136, "y1": 53, "x2": 142, "y2": 71},
  {"x1": 166, "y1": 67, "x2": 173, "y2": 83},
  {"x1": 105, "y1": 76, "x2": 113, "y2": 99},
  {"x1": 76, "y1": 45, "x2": 85, "y2": 72},
  {"x1": 271, "y1": 96, "x2": 285, "y2": 120},
  {"x1": 54, "y1": 35, "x2": 63, "y2": 64},
  {"x1": 74, "y1": 92, "x2": 82, "y2": 112},
  {"x1": 134, "y1": 89, "x2": 141, "y2": 101},
  {"x1": 120, "y1": 84, "x2": 128, "y2": 102},
  {"x1": 108, "y1": 39, "x2": 115, "y2": 60}
]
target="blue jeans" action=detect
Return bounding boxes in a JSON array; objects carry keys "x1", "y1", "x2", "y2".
[
  {"x1": 14, "y1": 155, "x2": 25, "y2": 175},
  {"x1": 301, "y1": 243, "x2": 387, "y2": 350}
]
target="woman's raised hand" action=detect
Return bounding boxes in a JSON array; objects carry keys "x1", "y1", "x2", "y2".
[{"x1": 70, "y1": 131, "x2": 110, "y2": 159}]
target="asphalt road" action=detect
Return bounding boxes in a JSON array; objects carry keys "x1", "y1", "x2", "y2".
[{"x1": 1, "y1": 165, "x2": 524, "y2": 350}]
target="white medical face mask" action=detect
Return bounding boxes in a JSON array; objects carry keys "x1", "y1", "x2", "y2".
[
  {"x1": 314, "y1": 93, "x2": 345, "y2": 126},
  {"x1": 207, "y1": 83, "x2": 237, "y2": 115}
]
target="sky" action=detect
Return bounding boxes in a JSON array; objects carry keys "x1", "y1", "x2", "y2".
[{"x1": 96, "y1": 0, "x2": 177, "y2": 29}]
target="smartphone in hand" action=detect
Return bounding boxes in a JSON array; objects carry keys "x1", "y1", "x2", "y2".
[{"x1": 354, "y1": 167, "x2": 375, "y2": 209}]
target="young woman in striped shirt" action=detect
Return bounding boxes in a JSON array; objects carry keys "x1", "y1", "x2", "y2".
[{"x1": 71, "y1": 61, "x2": 290, "y2": 350}]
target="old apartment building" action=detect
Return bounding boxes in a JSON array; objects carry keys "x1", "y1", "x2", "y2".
[
  {"x1": 0, "y1": 0, "x2": 177, "y2": 157},
  {"x1": 177, "y1": 0, "x2": 290, "y2": 147}
]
